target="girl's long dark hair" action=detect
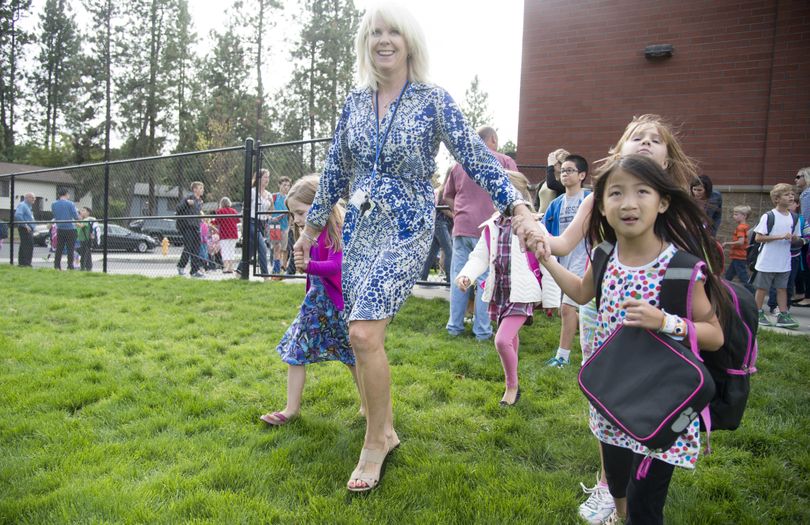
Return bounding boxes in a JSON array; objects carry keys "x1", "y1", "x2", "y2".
[{"x1": 589, "y1": 155, "x2": 730, "y2": 324}]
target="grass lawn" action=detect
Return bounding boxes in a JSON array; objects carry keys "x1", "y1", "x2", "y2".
[{"x1": 1, "y1": 265, "x2": 809, "y2": 524}]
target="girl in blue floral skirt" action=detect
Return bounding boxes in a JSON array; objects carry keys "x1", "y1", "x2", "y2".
[{"x1": 260, "y1": 175, "x2": 363, "y2": 426}]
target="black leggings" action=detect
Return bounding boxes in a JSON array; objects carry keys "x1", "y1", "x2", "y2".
[{"x1": 600, "y1": 442, "x2": 676, "y2": 525}]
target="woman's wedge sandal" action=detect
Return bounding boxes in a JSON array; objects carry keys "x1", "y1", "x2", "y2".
[{"x1": 346, "y1": 448, "x2": 389, "y2": 493}]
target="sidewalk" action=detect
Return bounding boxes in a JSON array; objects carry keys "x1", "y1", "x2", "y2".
[{"x1": 761, "y1": 302, "x2": 810, "y2": 337}]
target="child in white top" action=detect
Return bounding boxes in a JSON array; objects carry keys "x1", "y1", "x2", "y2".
[
  {"x1": 539, "y1": 155, "x2": 728, "y2": 525},
  {"x1": 456, "y1": 171, "x2": 543, "y2": 406},
  {"x1": 752, "y1": 183, "x2": 802, "y2": 328}
]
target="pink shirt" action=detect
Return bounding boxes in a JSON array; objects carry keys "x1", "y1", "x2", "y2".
[
  {"x1": 443, "y1": 150, "x2": 517, "y2": 238},
  {"x1": 306, "y1": 229, "x2": 344, "y2": 310}
]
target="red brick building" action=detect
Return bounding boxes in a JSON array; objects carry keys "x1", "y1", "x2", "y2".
[{"x1": 517, "y1": 0, "x2": 809, "y2": 226}]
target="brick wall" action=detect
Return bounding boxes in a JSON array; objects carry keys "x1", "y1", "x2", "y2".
[{"x1": 517, "y1": 0, "x2": 810, "y2": 209}]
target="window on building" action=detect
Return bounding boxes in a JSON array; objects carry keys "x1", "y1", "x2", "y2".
[{"x1": 0, "y1": 180, "x2": 8, "y2": 198}]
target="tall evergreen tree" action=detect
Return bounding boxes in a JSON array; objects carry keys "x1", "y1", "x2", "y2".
[
  {"x1": 0, "y1": 0, "x2": 33, "y2": 160},
  {"x1": 164, "y1": 0, "x2": 198, "y2": 153},
  {"x1": 116, "y1": 0, "x2": 179, "y2": 158},
  {"x1": 194, "y1": 24, "x2": 253, "y2": 198},
  {"x1": 279, "y1": 0, "x2": 359, "y2": 169},
  {"x1": 243, "y1": 0, "x2": 280, "y2": 143},
  {"x1": 461, "y1": 75, "x2": 491, "y2": 131},
  {"x1": 83, "y1": 0, "x2": 116, "y2": 162},
  {"x1": 31, "y1": 0, "x2": 82, "y2": 151}
]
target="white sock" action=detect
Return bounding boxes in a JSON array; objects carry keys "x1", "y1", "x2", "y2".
[{"x1": 556, "y1": 348, "x2": 571, "y2": 361}]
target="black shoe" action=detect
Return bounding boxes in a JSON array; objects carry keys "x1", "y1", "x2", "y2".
[{"x1": 499, "y1": 387, "x2": 521, "y2": 407}]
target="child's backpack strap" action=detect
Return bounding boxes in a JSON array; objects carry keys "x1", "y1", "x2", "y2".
[
  {"x1": 658, "y1": 249, "x2": 715, "y2": 444},
  {"x1": 525, "y1": 252, "x2": 543, "y2": 285},
  {"x1": 591, "y1": 241, "x2": 615, "y2": 308},
  {"x1": 658, "y1": 250, "x2": 704, "y2": 320}
]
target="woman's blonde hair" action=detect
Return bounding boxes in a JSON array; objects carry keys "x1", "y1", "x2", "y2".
[
  {"x1": 606, "y1": 114, "x2": 697, "y2": 191},
  {"x1": 505, "y1": 170, "x2": 535, "y2": 212},
  {"x1": 355, "y1": 2, "x2": 430, "y2": 91},
  {"x1": 286, "y1": 174, "x2": 344, "y2": 250}
]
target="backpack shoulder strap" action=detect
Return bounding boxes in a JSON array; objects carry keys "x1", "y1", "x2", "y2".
[
  {"x1": 592, "y1": 241, "x2": 614, "y2": 308},
  {"x1": 659, "y1": 250, "x2": 703, "y2": 320},
  {"x1": 766, "y1": 210, "x2": 775, "y2": 234},
  {"x1": 525, "y1": 251, "x2": 543, "y2": 284}
]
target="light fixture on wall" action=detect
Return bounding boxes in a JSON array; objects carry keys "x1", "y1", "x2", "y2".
[{"x1": 644, "y1": 44, "x2": 674, "y2": 59}]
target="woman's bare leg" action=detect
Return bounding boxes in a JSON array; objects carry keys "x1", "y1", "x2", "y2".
[{"x1": 347, "y1": 319, "x2": 398, "y2": 489}]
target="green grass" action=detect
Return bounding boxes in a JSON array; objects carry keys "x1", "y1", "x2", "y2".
[{"x1": 1, "y1": 265, "x2": 808, "y2": 524}]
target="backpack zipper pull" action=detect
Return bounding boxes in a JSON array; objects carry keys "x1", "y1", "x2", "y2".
[{"x1": 635, "y1": 452, "x2": 654, "y2": 480}]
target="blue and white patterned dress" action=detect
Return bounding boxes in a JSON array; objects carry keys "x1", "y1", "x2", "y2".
[{"x1": 308, "y1": 82, "x2": 522, "y2": 321}]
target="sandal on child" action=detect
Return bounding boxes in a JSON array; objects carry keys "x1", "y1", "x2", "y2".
[
  {"x1": 259, "y1": 412, "x2": 293, "y2": 426},
  {"x1": 347, "y1": 447, "x2": 389, "y2": 493}
]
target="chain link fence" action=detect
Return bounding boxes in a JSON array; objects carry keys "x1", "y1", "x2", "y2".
[
  {"x1": 2, "y1": 137, "x2": 454, "y2": 288},
  {"x1": 2, "y1": 139, "x2": 327, "y2": 280}
]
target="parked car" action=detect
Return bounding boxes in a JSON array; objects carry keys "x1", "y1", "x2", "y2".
[
  {"x1": 128, "y1": 218, "x2": 183, "y2": 245},
  {"x1": 33, "y1": 224, "x2": 52, "y2": 246},
  {"x1": 95, "y1": 224, "x2": 157, "y2": 253}
]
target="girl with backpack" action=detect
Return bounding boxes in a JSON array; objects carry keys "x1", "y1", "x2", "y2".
[
  {"x1": 528, "y1": 114, "x2": 706, "y2": 525},
  {"x1": 259, "y1": 175, "x2": 364, "y2": 427},
  {"x1": 455, "y1": 171, "x2": 545, "y2": 406},
  {"x1": 539, "y1": 155, "x2": 730, "y2": 525}
]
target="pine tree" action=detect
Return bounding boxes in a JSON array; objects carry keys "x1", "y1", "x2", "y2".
[
  {"x1": 116, "y1": 0, "x2": 180, "y2": 158},
  {"x1": 31, "y1": 0, "x2": 82, "y2": 151},
  {"x1": 83, "y1": 0, "x2": 116, "y2": 162},
  {"x1": 279, "y1": 0, "x2": 359, "y2": 170},
  {"x1": 0, "y1": 0, "x2": 34, "y2": 160},
  {"x1": 461, "y1": 75, "x2": 492, "y2": 131},
  {"x1": 164, "y1": 0, "x2": 198, "y2": 153}
]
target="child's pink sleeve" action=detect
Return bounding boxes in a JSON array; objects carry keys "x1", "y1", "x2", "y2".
[{"x1": 306, "y1": 246, "x2": 342, "y2": 277}]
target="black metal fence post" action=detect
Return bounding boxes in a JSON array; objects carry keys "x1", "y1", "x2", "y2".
[
  {"x1": 240, "y1": 138, "x2": 254, "y2": 280},
  {"x1": 102, "y1": 162, "x2": 110, "y2": 273},
  {"x1": 9, "y1": 176, "x2": 15, "y2": 265}
]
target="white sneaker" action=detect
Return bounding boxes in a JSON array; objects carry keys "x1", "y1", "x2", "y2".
[
  {"x1": 603, "y1": 509, "x2": 624, "y2": 525},
  {"x1": 578, "y1": 481, "x2": 616, "y2": 524}
]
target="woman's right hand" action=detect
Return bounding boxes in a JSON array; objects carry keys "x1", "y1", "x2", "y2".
[{"x1": 455, "y1": 275, "x2": 471, "y2": 292}]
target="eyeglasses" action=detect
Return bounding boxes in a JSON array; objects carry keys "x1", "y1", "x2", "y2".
[{"x1": 560, "y1": 168, "x2": 581, "y2": 175}]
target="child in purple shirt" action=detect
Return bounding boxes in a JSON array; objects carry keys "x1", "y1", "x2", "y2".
[{"x1": 260, "y1": 175, "x2": 363, "y2": 426}]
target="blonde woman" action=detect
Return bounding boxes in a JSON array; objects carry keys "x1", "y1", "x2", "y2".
[{"x1": 294, "y1": 2, "x2": 543, "y2": 492}]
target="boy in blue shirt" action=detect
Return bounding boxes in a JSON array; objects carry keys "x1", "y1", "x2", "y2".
[{"x1": 542, "y1": 155, "x2": 591, "y2": 367}]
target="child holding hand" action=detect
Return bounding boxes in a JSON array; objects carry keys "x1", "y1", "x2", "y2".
[
  {"x1": 539, "y1": 155, "x2": 728, "y2": 525},
  {"x1": 260, "y1": 175, "x2": 363, "y2": 426},
  {"x1": 456, "y1": 171, "x2": 543, "y2": 406}
]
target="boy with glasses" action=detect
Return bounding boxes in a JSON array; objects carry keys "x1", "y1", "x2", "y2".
[{"x1": 542, "y1": 154, "x2": 590, "y2": 366}]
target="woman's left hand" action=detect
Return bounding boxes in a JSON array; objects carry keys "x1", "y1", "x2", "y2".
[
  {"x1": 511, "y1": 206, "x2": 550, "y2": 259},
  {"x1": 621, "y1": 299, "x2": 666, "y2": 330},
  {"x1": 293, "y1": 235, "x2": 313, "y2": 272}
]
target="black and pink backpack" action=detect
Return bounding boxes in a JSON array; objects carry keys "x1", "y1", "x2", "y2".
[{"x1": 585, "y1": 242, "x2": 758, "y2": 444}]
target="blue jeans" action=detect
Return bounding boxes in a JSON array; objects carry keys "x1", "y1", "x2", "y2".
[
  {"x1": 447, "y1": 235, "x2": 492, "y2": 340},
  {"x1": 724, "y1": 259, "x2": 754, "y2": 293},
  {"x1": 420, "y1": 214, "x2": 453, "y2": 282}
]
